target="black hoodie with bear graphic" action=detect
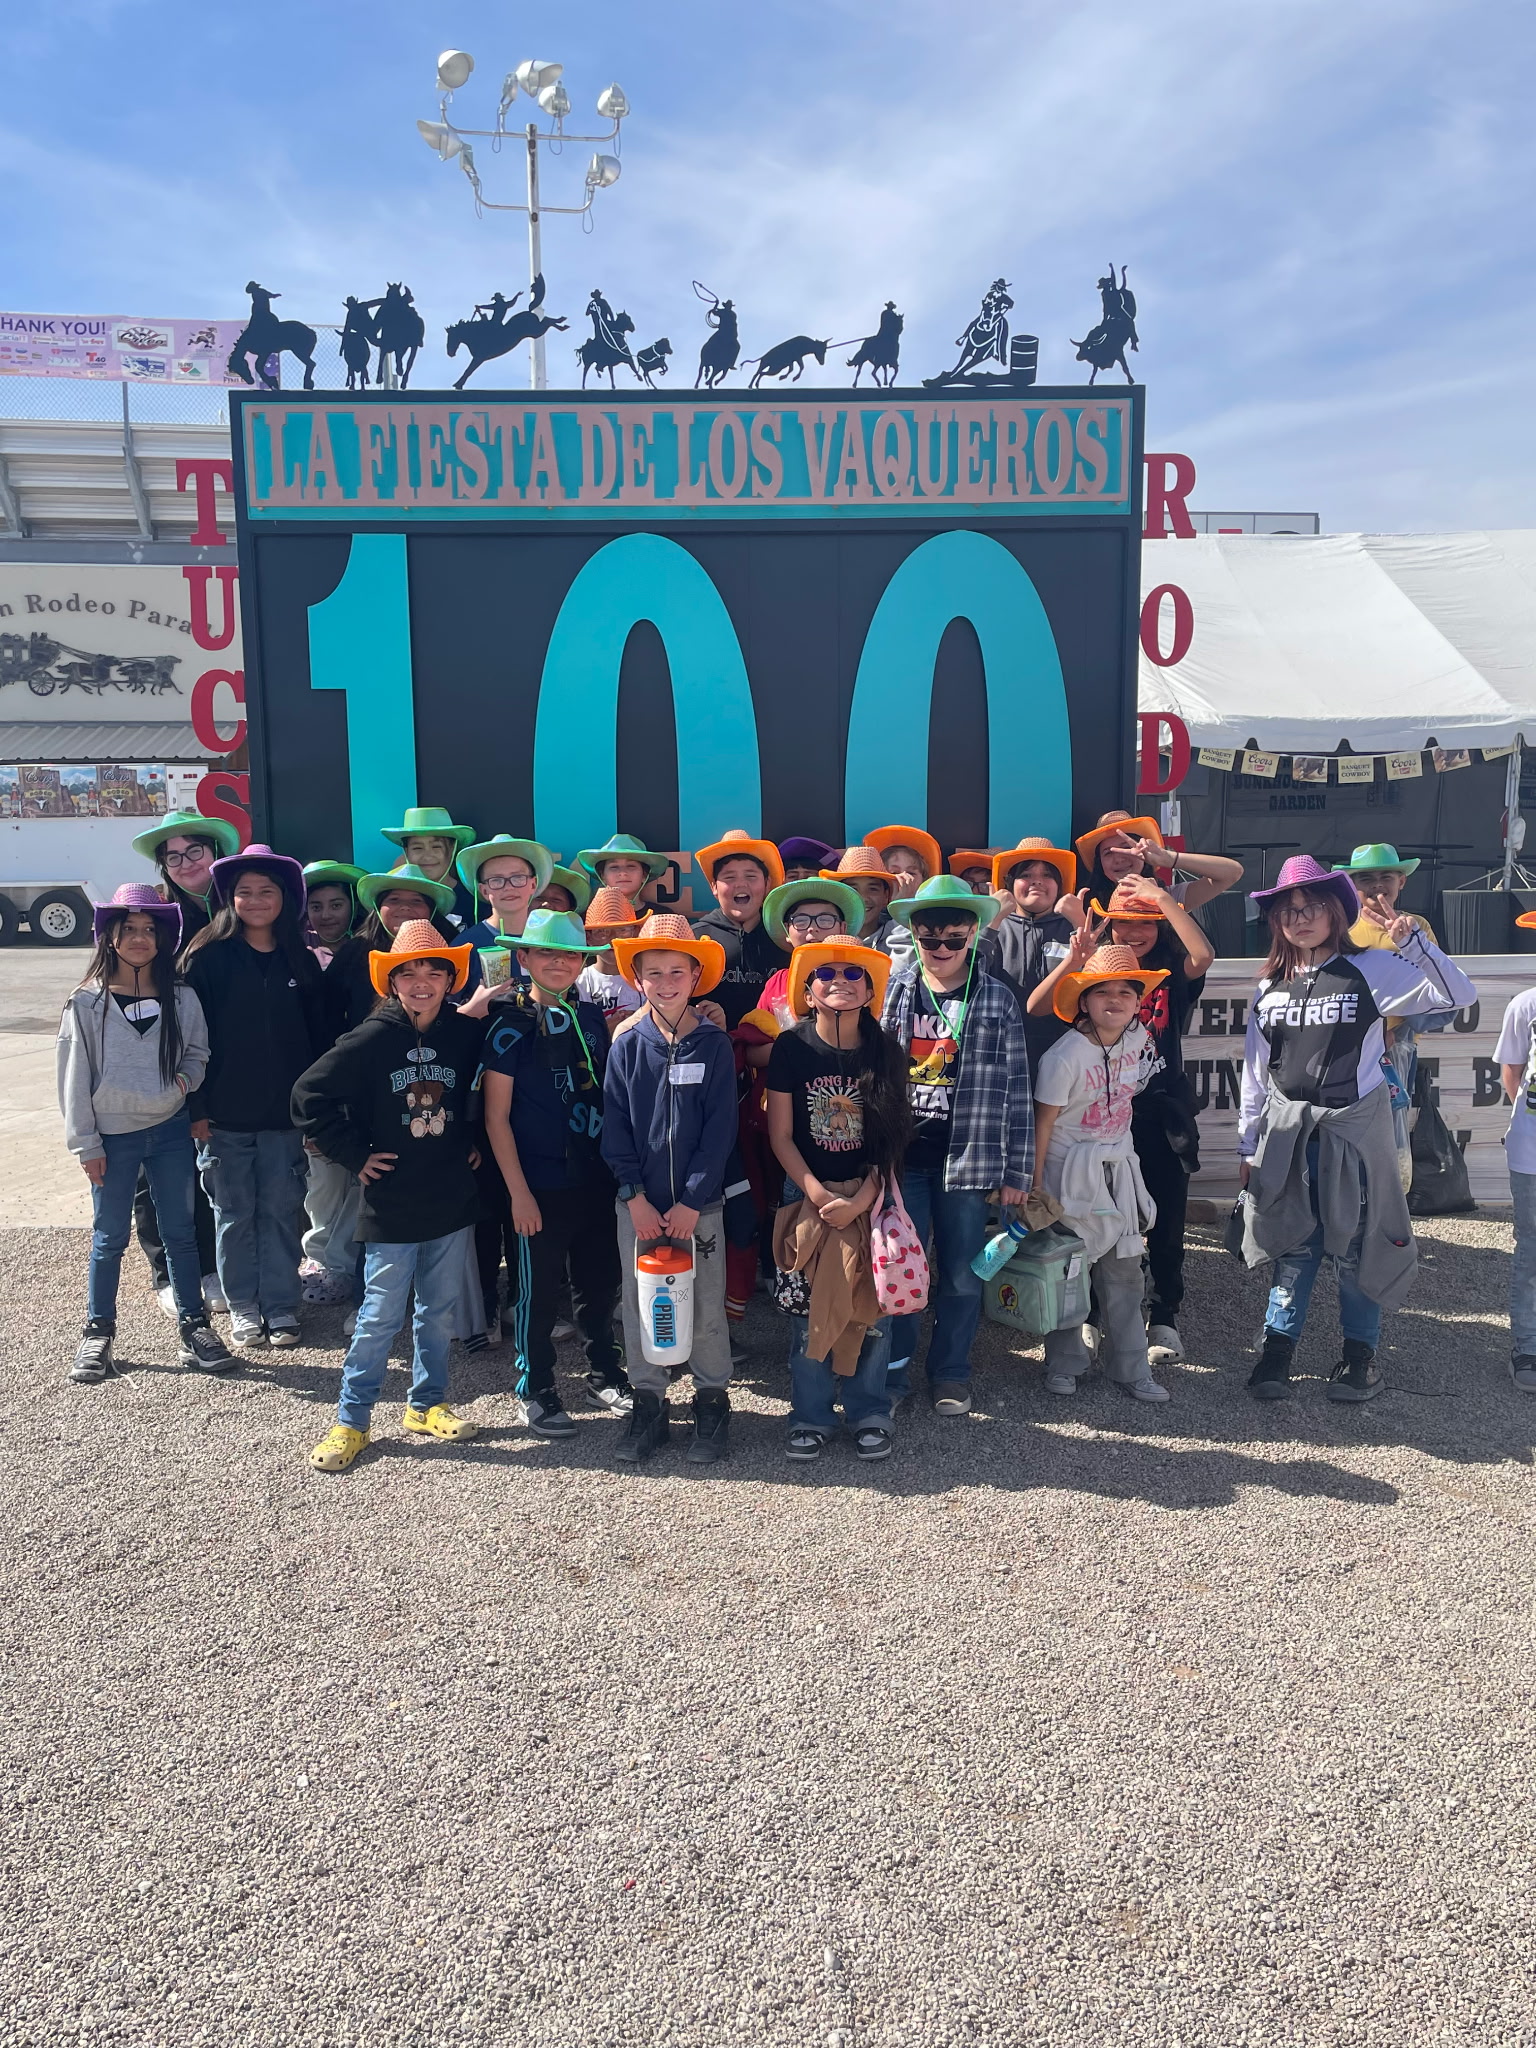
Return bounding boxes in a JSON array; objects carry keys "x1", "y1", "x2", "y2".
[{"x1": 290, "y1": 999, "x2": 486, "y2": 1244}]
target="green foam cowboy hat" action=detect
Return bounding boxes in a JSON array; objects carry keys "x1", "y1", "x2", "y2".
[
  {"x1": 130, "y1": 808, "x2": 241, "y2": 863},
  {"x1": 762, "y1": 877, "x2": 866, "y2": 948},
  {"x1": 541, "y1": 862, "x2": 593, "y2": 913},
  {"x1": 575, "y1": 833, "x2": 671, "y2": 883},
  {"x1": 355, "y1": 862, "x2": 456, "y2": 916},
  {"x1": 888, "y1": 873, "x2": 1003, "y2": 931},
  {"x1": 457, "y1": 834, "x2": 556, "y2": 895},
  {"x1": 379, "y1": 805, "x2": 477, "y2": 851},
  {"x1": 1332, "y1": 841, "x2": 1421, "y2": 879},
  {"x1": 495, "y1": 907, "x2": 603, "y2": 955},
  {"x1": 302, "y1": 860, "x2": 365, "y2": 893}
]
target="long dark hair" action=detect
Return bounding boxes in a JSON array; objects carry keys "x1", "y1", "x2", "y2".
[
  {"x1": 78, "y1": 914, "x2": 186, "y2": 1086},
  {"x1": 796, "y1": 1007, "x2": 910, "y2": 1180},
  {"x1": 181, "y1": 880, "x2": 318, "y2": 985},
  {"x1": 1261, "y1": 890, "x2": 1361, "y2": 983}
]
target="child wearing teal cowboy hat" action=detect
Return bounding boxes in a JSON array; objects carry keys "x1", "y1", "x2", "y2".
[
  {"x1": 301, "y1": 860, "x2": 364, "y2": 963},
  {"x1": 457, "y1": 835, "x2": 557, "y2": 996},
  {"x1": 380, "y1": 805, "x2": 478, "y2": 926},
  {"x1": 131, "y1": 809, "x2": 241, "y2": 942},
  {"x1": 574, "y1": 834, "x2": 671, "y2": 912},
  {"x1": 479, "y1": 909, "x2": 633, "y2": 1434},
  {"x1": 1333, "y1": 843, "x2": 1442, "y2": 1189},
  {"x1": 324, "y1": 864, "x2": 460, "y2": 1041},
  {"x1": 534, "y1": 862, "x2": 593, "y2": 917}
]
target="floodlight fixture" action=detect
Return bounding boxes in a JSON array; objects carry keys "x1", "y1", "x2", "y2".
[
  {"x1": 417, "y1": 119, "x2": 461, "y2": 160},
  {"x1": 586, "y1": 153, "x2": 622, "y2": 190},
  {"x1": 516, "y1": 59, "x2": 563, "y2": 95},
  {"x1": 596, "y1": 83, "x2": 629, "y2": 119},
  {"x1": 436, "y1": 49, "x2": 474, "y2": 91}
]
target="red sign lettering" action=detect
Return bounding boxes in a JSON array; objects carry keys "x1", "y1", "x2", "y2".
[
  {"x1": 1140, "y1": 583, "x2": 1194, "y2": 666},
  {"x1": 195, "y1": 770, "x2": 250, "y2": 848},
  {"x1": 191, "y1": 668, "x2": 247, "y2": 753},
  {"x1": 1137, "y1": 712, "x2": 1191, "y2": 796},
  {"x1": 183, "y1": 563, "x2": 239, "y2": 650},
  {"x1": 175, "y1": 459, "x2": 233, "y2": 546},
  {"x1": 1142, "y1": 453, "x2": 1196, "y2": 539}
]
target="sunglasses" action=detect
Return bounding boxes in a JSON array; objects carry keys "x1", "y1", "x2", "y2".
[
  {"x1": 914, "y1": 933, "x2": 972, "y2": 953},
  {"x1": 811, "y1": 964, "x2": 869, "y2": 985}
]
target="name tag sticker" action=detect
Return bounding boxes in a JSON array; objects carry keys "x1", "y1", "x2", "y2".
[{"x1": 669, "y1": 1063, "x2": 706, "y2": 1085}]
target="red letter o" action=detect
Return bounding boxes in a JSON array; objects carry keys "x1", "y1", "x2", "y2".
[{"x1": 1140, "y1": 584, "x2": 1194, "y2": 667}]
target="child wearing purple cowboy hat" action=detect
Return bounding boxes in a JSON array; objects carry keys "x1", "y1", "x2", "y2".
[
  {"x1": 778, "y1": 836, "x2": 838, "y2": 882},
  {"x1": 180, "y1": 846, "x2": 325, "y2": 1351},
  {"x1": 1238, "y1": 855, "x2": 1475, "y2": 1403},
  {"x1": 57, "y1": 884, "x2": 233, "y2": 1383}
]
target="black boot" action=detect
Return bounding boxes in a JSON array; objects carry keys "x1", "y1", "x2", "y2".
[
  {"x1": 686, "y1": 1386, "x2": 731, "y2": 1465},
  {"x1": 1247, "y1": 1329, "x2": 1294, "y2": 1401},
  {"x1": 1327, "y1": 1339, "x2": 1383, "y2": 1403},
  {"x1": 614, "y1": 1391, "x2": 671, "y2": 1464}
]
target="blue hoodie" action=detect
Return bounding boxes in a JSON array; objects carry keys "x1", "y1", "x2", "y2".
[{"x1": 601, "y1": 1010, "x2": 737, "y2": 1212}]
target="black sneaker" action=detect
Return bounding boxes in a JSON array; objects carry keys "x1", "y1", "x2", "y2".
[
  {"x1": 1247, "y1": 1330, "x2": 1294, "y2": 1401},
  {"x1": 71, "y1": 1320, "x2": 115, "y2": 1384},
  {"x1": 614, "y1": 1392, "x2": 671, "y2": 1464},
  {"x1": 178, "y1": 1316, "x2": 236, "y2": 1375},
  {"x1": 1327, "y1": 1340, "x2": 1383, "y2": 1403},
  {"x1": 786, "y1": 1427, "x2": 826, "y2": 1462},
  {"x1": 585, "y1": 1371, "x2": 634, "y2": 1415},
  {"x1": 520, "y1": 1392, "x2": 576, "y2": 1439},
  {"x1": 686, "y1": 1387, "x2": 731, "y2": 1464},
  {"x1": 853, "y1": 1425, "x2": 894, "y2": 1461}
]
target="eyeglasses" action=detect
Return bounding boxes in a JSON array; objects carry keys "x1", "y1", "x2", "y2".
[
  {"x1": 914, "y1": 933, "x2": 972, "y2": 953},
  {"x1": 1277, "y1": 900, "x2": 1327, "y2": 923},
  {"x1": 482, "y1": 873, "x2": 536, "y2": 893},
  {"x1": 162, "y1": 844, "x2": 213, "y2": 868},
  {"x1": 788, "y1": 910, "x2": 843, "y2": 932},
  {"x1": 811, "y1": 964, "x2": 869, "y2": 985}
]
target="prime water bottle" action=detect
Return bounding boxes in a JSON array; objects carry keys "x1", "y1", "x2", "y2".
[
  {"x1": 970, "y1": 1213, "x2": 1032, "y2": 1283},
  {"x1": 636, "y1": 1241, "x2": 696, "y2": 1365}
]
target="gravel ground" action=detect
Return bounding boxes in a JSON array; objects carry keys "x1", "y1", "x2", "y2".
[{"x1": 3, "y1": 1217, "x2": 1534, "y2": 2048}]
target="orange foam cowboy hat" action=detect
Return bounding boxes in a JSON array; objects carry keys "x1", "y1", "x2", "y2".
[
  {"x1": 368, "y1": 917, "x2": 473, "y2": 998},
  {"x1": 786, "y1": 940, "x2": 892, "y2": 1019},
  {"x1": 863, "y1": 823, "x2": 942, "y2": 881},
  {"x1": 820, "y1": 846, "x2": 894, "y2": 886},
  {"x1": 1074, "y1": 811, "x2": 1163, "y2": 866},
  {"x1": 992, "y1": 837, "x2": 1078, "y2": 895},
  {"x1": 693, "y1": 828, "x2": 785, "y2": 889},
  {"x1": 1092, "y1": 880, "x2": 1165, "y2": 923},
  {"x1": 611, "y1": 912, "x2": 726, "y2": 995},
  {"x1": 1052, "y1": 942, "x2": 1167, "y2": 1023},
  {"x1": 947, "y1": 848, "x2": 998, "y2": 881}
]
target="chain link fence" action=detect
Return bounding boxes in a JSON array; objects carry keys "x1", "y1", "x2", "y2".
[{"x1": 0, "y1": 377, "x2": 232, "y2": 426}]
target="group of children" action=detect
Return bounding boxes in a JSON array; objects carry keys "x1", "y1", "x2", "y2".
[{"x1": 62, "y1": 799, "x2": 1516, "y2": 1475}]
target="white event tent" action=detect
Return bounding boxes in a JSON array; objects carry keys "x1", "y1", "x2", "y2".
[{"x1": 1137, "y1": 531, "x2": 1536, "y2": 754}]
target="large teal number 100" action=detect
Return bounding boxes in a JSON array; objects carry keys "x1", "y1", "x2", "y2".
[{"x1": 306, "y1": 533, "x2": 419, "y2": 869}]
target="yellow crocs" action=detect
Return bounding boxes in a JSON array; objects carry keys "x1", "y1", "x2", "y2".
[
  {"x1": 310, "y1": 1424, "x2": 369, "y2": 1472},
  {"x1": 403, "y1": 1403, "x2": 479, "y2": 1443}
]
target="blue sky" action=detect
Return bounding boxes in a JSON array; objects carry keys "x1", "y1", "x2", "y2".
[{"x1": 2, "y1": 0, "x2": 1530, "y2": 531}]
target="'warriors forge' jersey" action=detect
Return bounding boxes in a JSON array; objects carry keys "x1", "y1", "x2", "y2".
[{"x1": 1237, "y1": 934, "x2": 1477, "y2": 1157}]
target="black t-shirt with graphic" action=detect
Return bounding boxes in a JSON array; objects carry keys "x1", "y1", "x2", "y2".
[
  {"x1": 765, "y1": 1022, "x2": 872, "y2": 1186},
  {"x1": 903, "y1": 981, "x2": 966, "y2": 1172},
  {"x1": 481, "y1": 990, "x2": 611, "y2": 1190},
  {"x1": 690, "y1": 909, "x2": 783, "y2": 1029},
  {"x1": 1135, "y1": 965, "x2": 1204, "y2": 1098}
]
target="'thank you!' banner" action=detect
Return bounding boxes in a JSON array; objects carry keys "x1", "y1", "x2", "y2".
[{"x1": 0, "y1": 313, "x2": 249, "y2": 384}]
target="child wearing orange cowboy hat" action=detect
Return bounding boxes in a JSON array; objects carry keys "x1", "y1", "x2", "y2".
[
  {"x1": 1031, "y1": 942, "x2": 1172, "y2": 1404},
  {"x1": 1076, "y1": 810, "x2": 1242, "y2": 916}
]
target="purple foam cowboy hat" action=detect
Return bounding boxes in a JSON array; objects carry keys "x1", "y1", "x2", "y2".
[
  {"x1": 209, "y1": 842, "x2": 306, "y2": 911},
  {"x1": 1250, "y1": 854, "x2": 1359, "y2": 921},
  {"x1": 92, "y1": 882, "x2": 183, "y2": 946}
]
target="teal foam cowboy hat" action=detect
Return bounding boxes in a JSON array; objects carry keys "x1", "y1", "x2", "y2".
[
  {"x1": 888, "y1": 873, "x2": 1003, "y2": 931},
  {"x1": 379, "y1": 805, "x2": 477, "y2": 851},
  {"x1": 495, "y1": 907, "x2": 603, "y2": 956},
  {"x1": 130, "y1": 809, "x2": 241, "y2": 863},
  {"x1": 355, "y1": 862, "x2": 456, "y2": 916},
  {"x1": 762, "y1": 877, "x2": 866, "y2": 948},
  {"x1": 541, "y1": 862, "x2": 593, "y2": 914},
  {"x1": 457, "y1": 834, "x2": 555, "y2": 895},
  {"x1": 575, "y1": 833, "x2": 671, "y2": 883},
  {"x1": 302, "y1": 860, "x2": 365, "y2": 894},
  {"x1": 1332, "y1": 842, "x2": 1420, "y2": 879}
]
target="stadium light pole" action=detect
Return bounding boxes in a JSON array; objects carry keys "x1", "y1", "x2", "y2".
[{"x1": 417, "y1": 51, "x2": 628, "y2": 390}]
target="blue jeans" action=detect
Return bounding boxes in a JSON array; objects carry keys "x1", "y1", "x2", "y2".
[
  {"x1": 197, "y1": 1126, "x2": 306, "y2": 1320},
  {"x1": 789, "y1": 1317, "x2": 893, "y2": 1433},
  {"x1": 88, "y1": 1111, "x2": 202, "y2": 1325},
  {"x1": 1511, "y1": 1171, "x2": 1536, "y2": 1356},
  {"x1": 336, "y1": 1228, "x2": 475, "y2": 1429},
  {"x1": 1263, "y1": 1143, "x2": 1381, "y2": 1349},
  {"x1": 887, "y1": 1171, "x2": 990, "y2": 1388}
]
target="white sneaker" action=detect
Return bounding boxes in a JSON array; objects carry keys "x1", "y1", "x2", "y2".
[
  {"x1": 1042, "y1": 1372, "x2": 1078, "y2": 1397},
  {"x1": 1146, "y1": 1323, "x2": 1184, "y2": 1363},
  {"x1": 1126, "y1": 1376, "x2": 1171, "y2": 1404},
  {"x1": 551, "y1": 1319, "x2": 578, "y2": 1342},
  {"x1": 230, "y1": 1313, "x2": 266, "y2": 1347},
  {"x1": 202, "y1": 1273, "x2": 227, "y2": 1314},
  {"x1": 156, "y1": 1284, "x2": 179, "y2": 1322},
  {"x1": 266, "y1": 1317, "x2": 301, "y2": 1350},
  {"x1": 342, "y1": 1309, "x2": 358, "y2": 1337}
]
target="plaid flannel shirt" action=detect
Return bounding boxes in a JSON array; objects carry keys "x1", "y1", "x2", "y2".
[{"x1": 882, "y1": 960, "x2": 1034, "y2": 1193}]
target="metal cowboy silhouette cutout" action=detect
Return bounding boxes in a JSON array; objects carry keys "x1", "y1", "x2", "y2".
[
  {"x1": 693, "y1": 282, "x2": 741, "y2": 389},
  {"x1": 635, "y1": 337, "x2": 672, "y2": 387},
  {"x1": 922, "y1": 279, "x2": 1038, "y2": 391},
  {"x1": 371, "y1": 283, "x2": 425, "y2": 388},
  {"x1": 445, "y1": 275, "x2": 570, "y2": 390},
  {"x1": 227, "y1": 282, "x2": 319, "y2": 391},
  {"x1": 340, "y1": 297, "x2": 374, "y2": 390},
  {"x1": 576, "y1": 289, "x2": 640, "y2": 388},
  {"x1": 747, "y1": 335, "x2": 830, "y2": 386},
  {"x1": 1072, "y1": 265, "x2": 1139, "y2": 384},
  {"x1": 848, "y1": 302, "x2": 903, "y2": 388}
]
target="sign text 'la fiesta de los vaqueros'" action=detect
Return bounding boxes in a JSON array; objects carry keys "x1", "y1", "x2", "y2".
[{"x1": 240, "y1": 394, "x2": 1136, "y2": 520}]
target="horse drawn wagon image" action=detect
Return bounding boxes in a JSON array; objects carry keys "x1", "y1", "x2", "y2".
[{"x1": 0, "y1": 631, "x2": 181, "y2": 698}]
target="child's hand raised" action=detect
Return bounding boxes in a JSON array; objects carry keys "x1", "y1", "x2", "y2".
[{"x1": 1060, "y1": 888, "x2": 1090, "y2": 931}]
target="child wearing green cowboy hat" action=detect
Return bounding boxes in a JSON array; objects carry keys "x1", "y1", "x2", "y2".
[
  {"x1": 379, "y1": 806, "x2": 478, "y2": 926},
  {"x1": 301, "y1": 860, "x2": 364, "y2": 962},
  {"x1": 479, "y1": 909, "x2": 634, "y2": 1435},
  {"x1": 324, "y1": 864, "x2": 460, "y2": 1042},
  {"x1": 457, "y1": 835, "x2": 557, "y2": 996},
  {"x1": 1334, "y1": 844, "x2": 1442, "y2": 1188},
  {"x1": 574, "y1": 834, "x2": 671, "y2": 912},
  {"x1": 534, "y1": 862, "x2": 593, "y2": 917},
  {"x1": 131, "y1": 809, "x2": 241, "y2": 941}
]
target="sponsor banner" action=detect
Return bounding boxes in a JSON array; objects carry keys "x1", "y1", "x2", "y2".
[
  {"x1": 1185, "y1": 957, "x2": 1529, "y2": 1205},
  {"x1": 0, "y1": 312, "x2": 249, "y2": 384},
  {"x1": 238, "y1": 392, "x2": 1137, "y2": 521}
]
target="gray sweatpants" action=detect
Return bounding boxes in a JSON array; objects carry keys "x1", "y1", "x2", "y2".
[
  {"x1": 303, "y1": 1153, "x2": 361, "y2": 1276},
  {"x1": 1042, "y1": 1248, "x2": 1151, "y2": 1385},
  {"x1": 616, "y1": 1200, "x2": 732, "y2": 1397}
]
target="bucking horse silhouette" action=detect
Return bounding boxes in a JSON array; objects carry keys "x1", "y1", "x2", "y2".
[
  {"x1": 227, "y1": 282, "x2": 318, "y2": 390},
  {"x1": 445, "y1": 275, "x2": 569, "y2": 390}
]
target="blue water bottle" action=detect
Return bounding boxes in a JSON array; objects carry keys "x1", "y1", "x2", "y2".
[{"x1": 971, "y1": 1213, "x2": 1032, "y2": 1282}]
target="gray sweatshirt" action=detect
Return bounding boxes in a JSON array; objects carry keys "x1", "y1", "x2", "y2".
[{"x1": 56, "y1": 985, "x2": 209, "y2": 1161}]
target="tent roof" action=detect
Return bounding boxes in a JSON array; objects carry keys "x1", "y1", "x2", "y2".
[{"x1": 1138, "y1": 532, "x2": 1536, "y2": 753}]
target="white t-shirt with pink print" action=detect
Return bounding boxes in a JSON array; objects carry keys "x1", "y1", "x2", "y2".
[{"x1": 1034, "y1": 1021, "x2": 1159, "y2": 1260}]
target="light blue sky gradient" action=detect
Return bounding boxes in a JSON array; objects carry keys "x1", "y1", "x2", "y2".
[{"x1": 2, "y1": 0, "x2": 1530, "y2": 531}]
